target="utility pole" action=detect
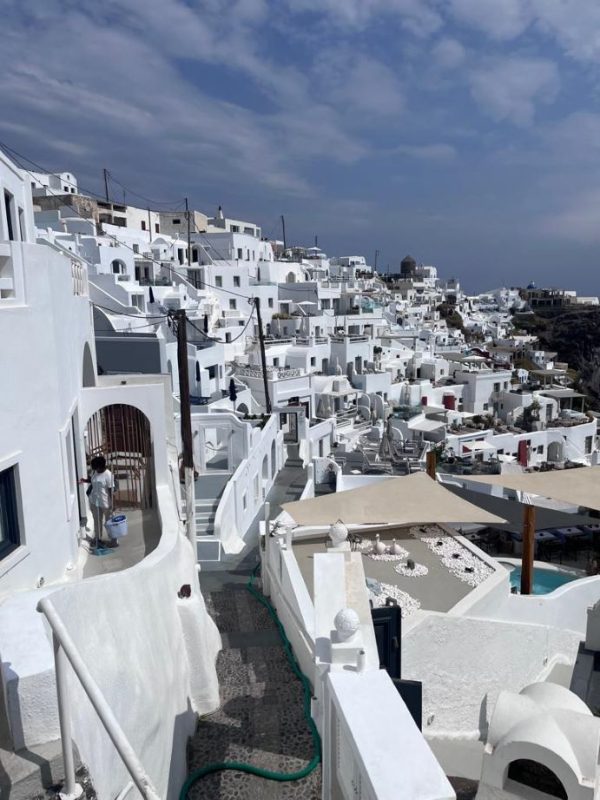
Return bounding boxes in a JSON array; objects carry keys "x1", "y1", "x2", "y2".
[
  {"x1": 374, "y1": 249, "x2": 379, "y2": 271},
  {"x1": 103, "y1": 168, "x2": 110, "y2": 202},
  {"x1": 185, "y1": 197, "x2": 192, "y2": 267},
  {"x1": 147, "y1": 208, "x2": 152, "y2": 243},
  {"x1": 252, "y1": 297, "x2": 272, "y2": 415},
  {"x1": 175, "y1": 310, "x2": 196, "y2": 550},
  {"x1": 314, "y1": 234, "x2": 318, "y2": 249},
  {"x1": 281, "y1": 215, "x2": 287, "y2": 253}
]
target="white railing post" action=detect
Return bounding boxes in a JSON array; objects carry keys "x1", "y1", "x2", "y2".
[{"x1": 54, "y1": 632, "x2": 83, "y2": 800}]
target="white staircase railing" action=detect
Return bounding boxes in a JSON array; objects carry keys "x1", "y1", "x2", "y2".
[{"x1": 37, "y1": 596, "x2": 161, "y2": 800}]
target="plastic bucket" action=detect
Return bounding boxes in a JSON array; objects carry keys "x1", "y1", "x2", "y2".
[{"x1": 105, "y1": 514, "x2": 128, "y2": 538}]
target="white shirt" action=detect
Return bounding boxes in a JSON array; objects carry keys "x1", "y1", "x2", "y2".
[{"x1": 89, "y1": 470, "x2": 114, "y2": 509}]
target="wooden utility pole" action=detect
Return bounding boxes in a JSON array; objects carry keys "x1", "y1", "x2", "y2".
[
  {"x1": 103, "y1": 168, "x2": 110, "y2": 202},
  {"x1": 185, "y1": 197, "x2": 192, "y2": 266},
  {"x1": 426, "y1": 449, "x2": 437, "y2": 479},
  {"x1": 281, "y1": 215, "x2": 287, "y2": 252},
  {"x1": 521, "y1": 504, "x2": 536, "y2": 594},
  {"x1": 175, "y1": 310, "x2": 196, "y2": 549},
  {"x1": 253, "y1": 297, "x2": 272, "y2": 415}
]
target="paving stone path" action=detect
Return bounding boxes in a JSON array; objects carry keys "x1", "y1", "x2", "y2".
[{"x1": 187, "y1": 565, "x2": 321, "y2": 800}]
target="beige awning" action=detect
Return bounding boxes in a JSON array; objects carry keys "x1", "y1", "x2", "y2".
[
  {"x1": 282, "y1": 472, "x2": 506, "y2": 526},
  {"x1": 466, "y1": 466, "x2": 600, "y2": 512}
]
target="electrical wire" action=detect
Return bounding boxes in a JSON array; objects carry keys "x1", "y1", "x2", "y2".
[
  {"x1": 91, "y1": 302, "x2": 170, "y2": 320},
  {"x1": 184, "y1": 308, "x2": 256, "y2": 344}
]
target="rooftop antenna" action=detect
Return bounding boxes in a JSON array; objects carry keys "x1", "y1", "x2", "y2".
[
  {"x1": 103, "y1": 168, "x2": 110, "y2": 202},
  {"x1": 374, "y1": 249, "x2": 379, "y2": 271},
  {"x1": 281, "y1": 215, "x2": 287, "y2": 252},
  {"x1": 314, "y1": 234, "x2": 318, "y2": 248}
]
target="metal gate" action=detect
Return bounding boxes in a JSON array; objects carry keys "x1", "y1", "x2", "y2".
[{"x1": 86, "y1": 404, "x2": 154, "y2": 509}]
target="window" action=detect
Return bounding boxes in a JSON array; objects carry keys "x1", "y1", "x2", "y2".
[
  {"x1": 225, "y1": 332, "x2": 231, "y2": 343},
  {"x1": 311, "y1": 357, "x2": 316, "y2": 367},
  {"x1": 208, "y1": 365, "x2": 217, "y2": 379},
  {"x1": 237, "y1": 248, "x2": 243, "y2": 259},
  {"x1": 0, "y1": 466, "x2": 21, "y2": 559},
  {"x1": 215, "y1": 276, "x2": 222, "y2": 288},
  {"x1": 537, "y1": 445, "x2": 544, "y2": 454},
  {"x1": 172, "y1": 218, "x2": 181, "y2": 225},
  {"x1": 273, "y1": 358, "x2": 279, "y2": 367},
  {"x1": 233, "y1": 276, "x2": 240, "y2": 287},
  {"x1": 155, "y1": 223, "x2": 159, "y2": 233},
  {"x1": 133, "y1": 244, "x2": 139, "y2": 254},
  {"x1": 483, "y1": 403, "x2": 489, "y2": 411},
  {"x1": 3, "y1": 190, "x2": 15, "y2": 241},
  {"x1": 141, "y1": 220, "x2": 146, "y2": 231},
  {"x1": 231, "y1": 225, "x2": 239, "y2": 233},
  {"x1": 493, "y1": 382, "x2": 500, "y2": 392},
  {"x1": 268, "y1": 298, "x2": 273, "y2": 308},
  {"x1": 586, "y1": 436, "x2": 593, "y2": 454},
  {"x1": 229, "y1": 299, "x2": 236, "y2": 310},
  {"x1": 64, "y1": 185, "x2": 69, "y2": 192}
]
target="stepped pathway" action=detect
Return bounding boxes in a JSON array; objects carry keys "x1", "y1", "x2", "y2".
[{"x1": 187, "y1": 557, "x2": 321, "y2": 800}]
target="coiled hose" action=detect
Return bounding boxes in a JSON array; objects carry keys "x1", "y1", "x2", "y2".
[{"x1": 179, "y1": 563, "x2": 321, "y2": 799}]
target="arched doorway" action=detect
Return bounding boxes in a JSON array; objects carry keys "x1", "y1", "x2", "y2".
[
  {"x1": 286, "y1": 272, "x2": 296, "y2": 283},
  {"x1": 237, "y1": 403, "x2": 249, "y2": 416},
  {"x1": 548, "y1": 441, "x2": 563, "y2": 462},
  {"x1": 85, "y1": 404, "x2": 154, "y2": 509},
  {"x1": 111, "y1": 259, "x2": 126, "y2": 274},
  {"x1": 262, "y1": 454, "x2": 269, "y2": 481},
  {"x1": 506, "y1": 760, "x2": 567, "y2": 800},
  {"x1": 271, "y1": 439, "x2": 276, "y2": 478},
  {"x1": 82, "y1": 342, "x2": 95, "y2": 388}
]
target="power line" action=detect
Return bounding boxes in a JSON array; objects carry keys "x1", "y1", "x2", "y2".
[
  {"x1": 106, "y1": 171, "x2": 186, "y2": 209},
  {"x1": 91, "y1": 302, "x2": 170, "y2": 320},
  {"x1": 185, "y1": 308, "x2": 256, "y2": 344}
]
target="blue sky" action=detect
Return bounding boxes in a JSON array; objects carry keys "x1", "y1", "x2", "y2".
[{"x1": 2, "y1": 0, "x2": 600, "y2": 292}]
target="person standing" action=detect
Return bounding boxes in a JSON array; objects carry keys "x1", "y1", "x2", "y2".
[{"x1": 79, "y1": 456, "x2": 117, "y2": 549}]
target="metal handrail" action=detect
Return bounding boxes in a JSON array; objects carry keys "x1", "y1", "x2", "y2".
[{"x1": 37, "y1": 597, "x2": 161, "y2": 800}]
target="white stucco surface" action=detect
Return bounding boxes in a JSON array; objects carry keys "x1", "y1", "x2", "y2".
[
  {"x1": 43, "y1": 486, "x2": 221, "y2": 800},
  {"x1": 403, "y1": 613, "x2": 582, "y2": 778}
]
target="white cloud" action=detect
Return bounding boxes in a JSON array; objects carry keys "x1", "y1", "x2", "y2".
[
  {"x1": 531, "y1": 0, "x2": 600, "y2": 63},
  {"x1": 431, "y1": 38, "x2": 466, "y2": 69},
  {"x1": 312, "y1": 51, "x2": 404, "y2": 117},
  {"x1": 446, "y1": 0, "x2": 532, "y2": 40},
  {"x1": 469, "y1": 57, "x2": 559, "y2": 126},
  {"x1": 395, "y1": 143, "x2": 457, "y2": 160},
  {"x1": 286, "y1": 0, "x2": 442, "y2": 36}
]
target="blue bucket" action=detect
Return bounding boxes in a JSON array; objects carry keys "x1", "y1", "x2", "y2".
[{"x1": 105, "y1": 514, "x2": 128, "y2": 538}]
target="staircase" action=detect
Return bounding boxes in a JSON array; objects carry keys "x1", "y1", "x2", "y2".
[{"x1": 194, "y1": 473, "x2": 230, "y2": 537}]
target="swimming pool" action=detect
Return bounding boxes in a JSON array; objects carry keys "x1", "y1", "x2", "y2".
[{"x1": 508, "y1": 565, "x2": 579, "y2": 595}]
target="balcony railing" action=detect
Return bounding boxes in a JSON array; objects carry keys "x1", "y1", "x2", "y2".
[{"x1": 71, "y1": 260, "x2": 88, "y2": 297}]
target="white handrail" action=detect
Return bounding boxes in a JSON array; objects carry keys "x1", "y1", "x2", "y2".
[{"x1": 37, "y1": 597, "x2": 161, "y2": 800}]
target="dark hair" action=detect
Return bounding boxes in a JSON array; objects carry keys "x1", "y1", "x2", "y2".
[{"x1": 91, "y1": 456, "x2": 107, "y2": 472}]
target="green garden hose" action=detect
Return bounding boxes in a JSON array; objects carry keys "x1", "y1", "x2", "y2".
[{"x1": 179, "y1": 564, "x2": 321, "y2": 799}]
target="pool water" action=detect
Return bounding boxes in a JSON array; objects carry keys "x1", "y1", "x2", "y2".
[{"x1": 509, "y1": 565, "x2": 578, "y2": 595}]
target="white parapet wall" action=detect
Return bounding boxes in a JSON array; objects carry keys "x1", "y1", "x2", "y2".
[{"x1": 42, "y1": 483, "x2": 221, "y2": 800}]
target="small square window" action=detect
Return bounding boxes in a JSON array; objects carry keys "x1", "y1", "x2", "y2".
[
  {"x1": 215, "y1": 276, "x2": 222, "y2": 288},
  {"x1": 172, "y1": 219, "x2": 181, "y2": 224},
  {"x1": 229, "y1": 299, "x2": 236, "y2": 310},
  {"x1": 233, "y1": 276, "x2": 240, "y2": 287},
  {"x1": 268, "y1": 298, "x2": 273, "y2": 308}
]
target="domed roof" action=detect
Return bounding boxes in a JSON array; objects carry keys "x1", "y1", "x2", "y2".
[
  {"x1": 401, "y1": 254, "x2": 417, "y2": 266},
  {"x1": 527, "y1": 281, "x2": 536, "y2": 289}
]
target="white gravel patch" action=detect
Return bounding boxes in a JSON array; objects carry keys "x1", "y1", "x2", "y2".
[
  {"x1": 359, "y1": 539, "x2": 409, "y2": 561},
  {"x1": 394, "y1": 562, "x2": 429, "y2": 578},
  {"x1": 369, "y1": 582, "x2": 421, "y2": 616},
  {"x1": 421, "y1": 534, "x2": 493, "y2": 587}
]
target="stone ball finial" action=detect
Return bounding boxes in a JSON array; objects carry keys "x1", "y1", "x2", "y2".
[
  {"x1": 334, "y1": 608, "x2": 360, "y2": 641},
  {"x1": 329, "y1": 520, "x2": 349, "y2": 546}
]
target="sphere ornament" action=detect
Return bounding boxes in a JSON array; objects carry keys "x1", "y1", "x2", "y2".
[
  {"x1": 329, "y1": 519, "x2": 349, "y2": 546},
  {"x1": 334, "y1": 608, "x2": 360, "y2": 641}
]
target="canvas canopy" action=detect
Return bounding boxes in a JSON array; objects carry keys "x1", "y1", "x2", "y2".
[
  {"x1": 467, "y1": 466, "x2": 600, "y2": 512},
  {"x1": 282, "y1": 471, "x2": 505, "y2": 526}
]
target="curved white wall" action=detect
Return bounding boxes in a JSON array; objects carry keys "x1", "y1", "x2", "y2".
[{"x1": 46, "y1": 485, "x2": 221, "y2": 800}]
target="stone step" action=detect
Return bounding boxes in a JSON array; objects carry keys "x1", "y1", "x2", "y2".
[{"x1": 0, "y1": 740, "x2": 81, "y2": 800}]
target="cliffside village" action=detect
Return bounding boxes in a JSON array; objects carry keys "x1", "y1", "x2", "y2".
[{"x1": 4, "y1": 149, "x2": 600, "y2": 800}]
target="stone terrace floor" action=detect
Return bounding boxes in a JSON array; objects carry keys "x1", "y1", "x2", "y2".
[{"x1": 188, "y1": 557, "x2": 321, "y2": 800}]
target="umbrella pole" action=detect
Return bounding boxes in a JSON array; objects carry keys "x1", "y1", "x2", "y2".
[{"x1": 521, "y1": 504, "x2": 535, "y2": 594}]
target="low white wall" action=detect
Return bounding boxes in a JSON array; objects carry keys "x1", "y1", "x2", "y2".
[
  {"x1": 471, "y1": 571, "x2": 600, "y2": 635},
  {"x1": 402, "y1": 613, "x2": 582, "y2": 779},
  {"x1": 46, "y1": 484, "x2": 221, "y2": 800}
]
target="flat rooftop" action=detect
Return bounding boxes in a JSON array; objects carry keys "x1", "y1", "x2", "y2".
[{"x1": 292, "y1": 525, "x2": 494, "y2": 614}]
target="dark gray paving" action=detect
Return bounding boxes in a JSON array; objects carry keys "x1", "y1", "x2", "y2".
[{"x1": 188, "y1": 565, "x2": 321, "y2": 799}]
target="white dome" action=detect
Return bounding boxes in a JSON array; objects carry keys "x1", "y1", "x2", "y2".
[{"x1": 334, "y1": 608, "x2": 360, "y2": 641}]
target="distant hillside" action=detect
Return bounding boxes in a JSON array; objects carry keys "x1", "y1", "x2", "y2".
[{"x1": 515, "y1": 307, "x2": 600, "y2": 409}]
